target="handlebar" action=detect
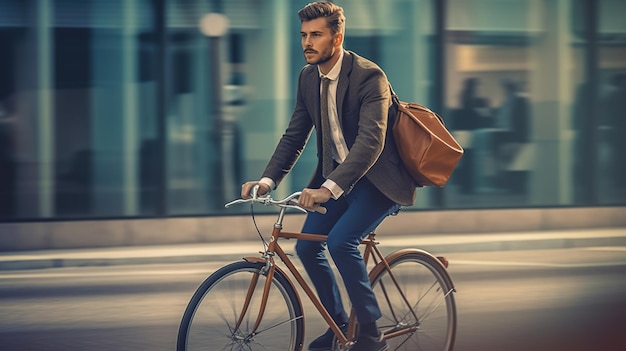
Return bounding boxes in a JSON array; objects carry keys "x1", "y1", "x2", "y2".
[{"x1": 224, "y1": 190, "x2": 327, "y2": 214}]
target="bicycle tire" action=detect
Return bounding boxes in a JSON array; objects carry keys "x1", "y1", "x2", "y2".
[
  {"x1": 369, "y1": 249, "x2": 457, "y2": 351},
  {"x1": 177, "y1": 260, "x2": 305, "y2": 351}
]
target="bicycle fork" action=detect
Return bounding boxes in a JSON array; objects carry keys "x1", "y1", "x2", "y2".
[{"x1": 231, "y1": 256, "x2": 276, "y2": 340}]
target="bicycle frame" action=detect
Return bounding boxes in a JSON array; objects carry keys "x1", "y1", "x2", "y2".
[
  {"x1": 178, "y1": 192, "x2": 456, "y2": 351},
  {"x1": 235, "y1": 204, "x2": 422, "y2": 349}
]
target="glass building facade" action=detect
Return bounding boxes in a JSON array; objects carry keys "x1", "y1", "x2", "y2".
[{"x1": 0, "y1": 0, "x2": 624, "y2": 222}]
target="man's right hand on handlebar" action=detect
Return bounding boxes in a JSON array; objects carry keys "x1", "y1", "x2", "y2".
[{"x1": 241, "y1": 181, "x2": 271, "y2": 199}]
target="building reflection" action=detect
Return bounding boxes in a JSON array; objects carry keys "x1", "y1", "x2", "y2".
[{"x1": 0, "y1": 0, "x2": 624, "y2": 223}]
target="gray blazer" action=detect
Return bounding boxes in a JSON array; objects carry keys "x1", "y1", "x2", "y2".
[{"x1": 262, "y1": 50, "x2": 416, "y2": 206}]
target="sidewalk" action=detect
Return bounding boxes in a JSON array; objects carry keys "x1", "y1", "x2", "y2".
[{"x1": 1, "y1": 228, "x2": 625, "y2": 271}]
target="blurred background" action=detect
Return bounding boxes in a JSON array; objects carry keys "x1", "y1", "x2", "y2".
[
  {"x1": 0, "y1": 2, "x2": 625, "y2": 350},
  {"x1": 0, "y1": 0, "x2": 625, "y2": 248}
]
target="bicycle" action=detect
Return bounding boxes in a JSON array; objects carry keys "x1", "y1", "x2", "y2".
[{"x1": 177, "y1": 190, "x2": 457, "y2": 351}]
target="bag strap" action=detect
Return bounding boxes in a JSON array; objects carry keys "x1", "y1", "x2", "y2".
[
  {"x1": 388, "y1": 83, "x2": 401, "y2": 106},
  {"x1": 388, "y1": 82, "x2": 446, "y2": 126}
]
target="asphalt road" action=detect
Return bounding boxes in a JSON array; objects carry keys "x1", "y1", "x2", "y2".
[{"x1": 1, "y1": 247, "x2": 625, "y2": 351}]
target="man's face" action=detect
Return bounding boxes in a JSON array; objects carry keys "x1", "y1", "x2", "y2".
[{"x1": 301, "y1": 17, "x2": 341, "y2": 66}]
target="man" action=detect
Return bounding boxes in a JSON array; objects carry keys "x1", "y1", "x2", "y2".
[{"x1": 241, "y1": 2, "x2": 416, "y2": 350}]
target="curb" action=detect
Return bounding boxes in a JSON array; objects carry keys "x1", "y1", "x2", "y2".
[{"x1": 1, "y1": 228, "x2": 625, "y2": 271}]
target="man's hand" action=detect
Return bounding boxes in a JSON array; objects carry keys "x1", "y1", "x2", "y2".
[
  {"x1": 298, "y1": 187, "x2": 332, "y2": 211},
  {"x1": 241, "y1": 181, "x2": 270, "y2": 199}
]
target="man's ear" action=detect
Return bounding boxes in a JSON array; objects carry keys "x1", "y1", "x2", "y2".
[{"x1": 334, "y1": 32, "x2": 344, "y2": 48}]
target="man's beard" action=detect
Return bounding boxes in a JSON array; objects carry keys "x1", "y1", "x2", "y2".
[
  {"x1": 310, "y1": 50, "x2": 333, "y2": 65},
  {"x1": 304, "y1": 44, "x2": 335, "y2": 65}
]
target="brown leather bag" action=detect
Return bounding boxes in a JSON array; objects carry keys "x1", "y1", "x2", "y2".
[{"x1": 391, "y1": 92, "x2": 464, "y2": 187}]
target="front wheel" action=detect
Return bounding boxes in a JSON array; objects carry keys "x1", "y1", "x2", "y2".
[
  {"x1": 177, "y1": 260, "x2": 305, "y2": 351},
  {"x1": 369, "y1": 250, "x2": 457, "y2": 351}
]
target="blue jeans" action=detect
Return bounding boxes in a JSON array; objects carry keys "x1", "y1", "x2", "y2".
[{"x1": 295, "y1": 178, "x2": 401, "y2": 325}]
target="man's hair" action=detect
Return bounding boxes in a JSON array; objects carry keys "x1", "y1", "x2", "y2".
[{"x1": 298, "y1": 1, "x2": 345, "y2": 36}]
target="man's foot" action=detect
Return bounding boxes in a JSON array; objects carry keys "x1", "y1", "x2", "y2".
[
  {"x1": 350, "y1": 332, "x2": 388, "y2": 351},
  {"x1": 308, "y1": 324, "x2": 347, "y2": 351}
]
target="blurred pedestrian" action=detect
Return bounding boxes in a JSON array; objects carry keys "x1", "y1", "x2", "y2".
[{"x1": 493, "y1": 79, "x2": 530, "y2": 191}]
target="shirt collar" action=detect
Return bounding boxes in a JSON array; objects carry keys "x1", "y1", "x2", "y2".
[{"x1": 318, "y1": 49, "x2": 344, "y2": 81}]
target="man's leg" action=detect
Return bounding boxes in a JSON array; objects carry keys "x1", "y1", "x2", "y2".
[
  {"x1": 326, "y1": 178, "x2": 401, "y2": 325},
  {"x1": 296, "y1": 197, "x2": 349, "y2": 325}
]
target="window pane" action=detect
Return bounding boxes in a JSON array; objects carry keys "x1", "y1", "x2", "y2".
[
  {"x1": 597, "y1": 0, "x2": 626, "y2": 204},
  {"x1": 165, "y1": 2, "x2": 218, "y2": 215},
  {"x1": 1, "y1": 0, "x2": 158, "y2": 220}
]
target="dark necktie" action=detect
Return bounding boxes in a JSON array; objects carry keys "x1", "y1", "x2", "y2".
[{"x1": 320, "y1": 77, "x2": 334, "y2": 177}]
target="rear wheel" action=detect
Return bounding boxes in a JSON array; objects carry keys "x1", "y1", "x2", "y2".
[
  {"x1": 369, "y1": 250, "x2": 457, "y2": 351},
  {"x1": 177, "y1": 260, "x2": 304, "y2": 351}
]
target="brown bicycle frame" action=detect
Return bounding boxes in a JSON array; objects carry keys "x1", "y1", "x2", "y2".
[{"x1": 234, "y1": 218, "x2": 420, "y2": 349}]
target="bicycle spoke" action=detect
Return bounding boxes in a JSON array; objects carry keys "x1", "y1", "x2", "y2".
[
  {"x1": 421, "y1": 288, "x2": 454, "y2": 328},
  {"x1": 413, "y1": 280, "x2": 443, "y2": 322},
  {"x1": 254, "y1": 315, "x2": 304, "y2": 336}
]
